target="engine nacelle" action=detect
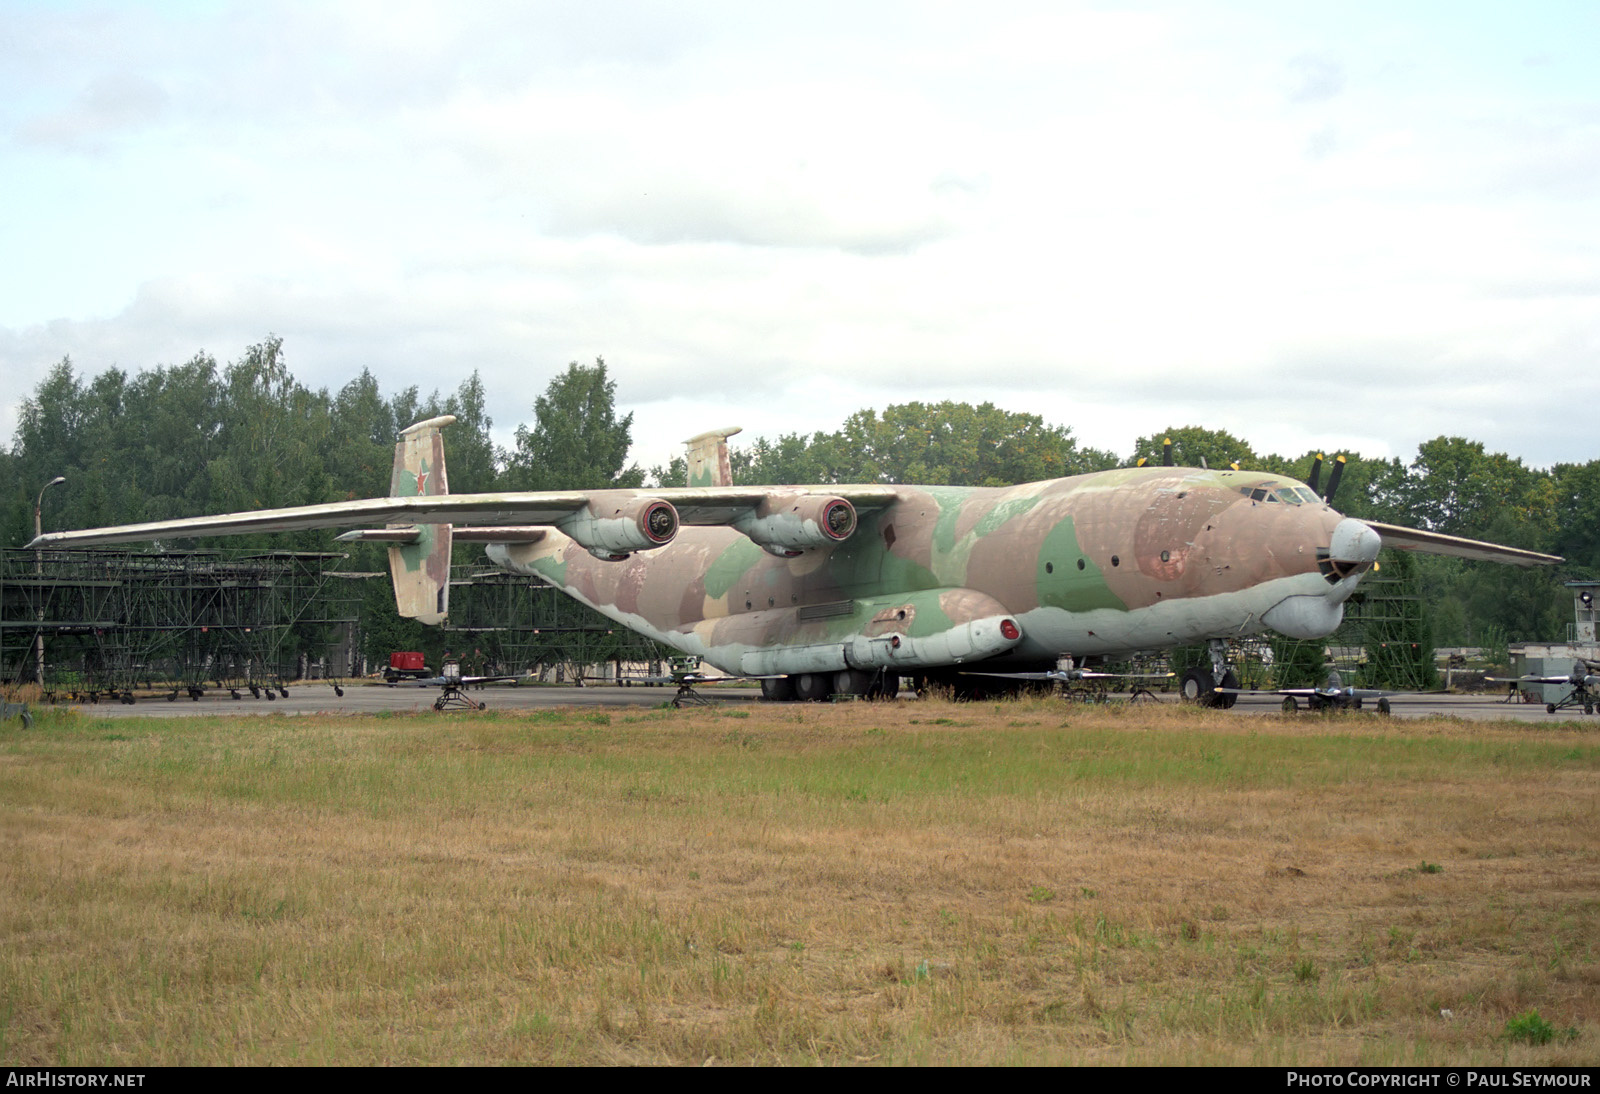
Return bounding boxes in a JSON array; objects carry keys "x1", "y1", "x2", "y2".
[
  {"x1": 556, "y1": 495, "x2": 678, "y2": 559},
  {"x1": 733, "y1": 495, "x2": 856, "y2": 557}
]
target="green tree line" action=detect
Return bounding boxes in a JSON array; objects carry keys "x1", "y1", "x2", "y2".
[{"x1": 3, "y1": 339, "x2": 1593, "y2": 651}]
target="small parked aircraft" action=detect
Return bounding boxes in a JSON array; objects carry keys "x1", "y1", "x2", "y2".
[{"x1": 1488, "y1": 661, "x2": 1600, "y2": 715}]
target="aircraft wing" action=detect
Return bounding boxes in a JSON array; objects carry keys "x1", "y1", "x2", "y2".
[
  {"x1": 1364, "y1": 522, "x2": 1561, "y2": 567},
  {"x1": 971, "y1": 669, "x2": 1174, "y2": 682},
  {"x1": 25, "y1": 485, "x2": 904, "y2": 549},
  {"x1": 387, "y1": 674, "x2": 519, "y2": 688}
]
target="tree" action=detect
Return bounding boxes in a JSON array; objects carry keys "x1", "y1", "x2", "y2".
[
  {"x1": 728, "y1": 402, "x2": 1115, "y2": 487},
  {"x1": 1129, "y1": 426, "x2": 1256, "y2": 472},
  {"x1": 1551, "y1": 460, "x2": 1600, "y2": 577},
  {"x1": 1375, "y1": 436, "x2": 1554, "y2": 543},
  {"x1": 834, "y1": 402, "x2": 1115, "y2": 486},
  {"x1": 505, "y1": 359, "x2": 642, "y2": 490}
]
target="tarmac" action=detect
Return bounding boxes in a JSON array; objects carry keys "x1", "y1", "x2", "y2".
[{"x1": 22, "y1": 680, "x2": 1593, "y2": 724}]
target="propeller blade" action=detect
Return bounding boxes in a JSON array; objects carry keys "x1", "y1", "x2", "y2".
[
  {"x1": 1323, "y1": 455, "x2": 1346, "y2": 504},
  {"x1": 1307, "y1": 453, "x2": 1324, "y2": 493},
  {"x1": 1161, "y1": 437, "x2": 1173, "y2": 467}
]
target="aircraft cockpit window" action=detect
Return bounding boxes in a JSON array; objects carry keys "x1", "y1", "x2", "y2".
[{"x1": 1242, "y1": 483, "x2": 1319, "y2": 505}]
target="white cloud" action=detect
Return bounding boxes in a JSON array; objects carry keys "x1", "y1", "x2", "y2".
[{"x1": 2, "y1": 1, "x2": 1599, "y2": 476}]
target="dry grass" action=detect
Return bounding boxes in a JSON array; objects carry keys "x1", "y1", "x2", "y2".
[{"x1": 1, "y1": 698, "x2": 1596, "y2": 1065}]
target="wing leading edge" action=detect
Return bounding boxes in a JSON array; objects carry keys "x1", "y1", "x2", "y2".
[
  {"x1": 1363, "y1": 521, "x2": 1562, "y2": 567},
  {"x1": 25, "y1": 486, "x2": 903, "y2": 549}
]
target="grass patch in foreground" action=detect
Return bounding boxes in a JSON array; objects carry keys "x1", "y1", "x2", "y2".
[{"x1": 2, "y1": 699, "x2": 1597, "y2": 1065}]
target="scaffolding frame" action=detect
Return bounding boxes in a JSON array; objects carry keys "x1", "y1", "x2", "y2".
[
  {"x1": 441, "y1": 565, "x2": 671, "y2": 683},
  {"x1": 0, "y1": 547, "x2": 359, "y2": 703}
]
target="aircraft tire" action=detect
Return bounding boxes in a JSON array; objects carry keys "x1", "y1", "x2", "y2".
[
  {"x1": 1179, "y1": 667, "x2": 1215, "y2": 705},
  {"x1": 835, "y1": 669, "x2": 873, "y2": 697},
  {"x1": 1377, "y1": 698, "x2": 1391, "y2": 715},
  {"x1": 794, "y1": 673, "x2": 830, "y2": 702},
  {"x1": 1216, "y1": 670, "x2": 1239, "y2": 709},
  {"x1": 871, "y1": 672, "x2": 901, "y2": 700},
  {"x1": 1282, "y1": 696, "x2": 1298, "y2": 713},
  {"x1": 760, "y1": 676, "x2": 795, "y2": 702},
  {"x1": 1547, "y1": 703, "x2": 1557, "y2": 714}
]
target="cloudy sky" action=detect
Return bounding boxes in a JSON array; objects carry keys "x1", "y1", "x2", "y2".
[{"x1": 3, "y1": 0, "x2": 1598, "y2": 477}]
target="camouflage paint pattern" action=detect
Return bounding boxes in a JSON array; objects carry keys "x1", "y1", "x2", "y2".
[
  {"x1": 684, "y1": 427, "x2": 741, "y2": 488},
  {"x1": 486, "y1": 466, "x2": 1373, "y2": 676},
  {"x1": 387, "y1": 416, "x2": 454, "y2": 625}
]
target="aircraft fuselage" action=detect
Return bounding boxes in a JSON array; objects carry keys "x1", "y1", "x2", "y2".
[{"x1": 488, "y1": 465, "x2": 1378, "y2": 676}]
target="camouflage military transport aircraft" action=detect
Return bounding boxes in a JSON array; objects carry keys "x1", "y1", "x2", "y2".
[{"x1": 28, "y1": 417, "x2": 1561, "y2": 704}]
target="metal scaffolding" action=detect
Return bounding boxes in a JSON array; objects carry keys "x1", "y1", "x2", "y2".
[
  {"x1": 0, "y1": 548, "x2": 359, "y2": 703},
  {"x1": 441, "y1": 564, "x2": 671, "y2": 683}
]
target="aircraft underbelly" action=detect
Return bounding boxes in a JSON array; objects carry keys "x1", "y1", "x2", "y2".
[{"x1": 1009, "y1": 571, "x2": 1339, "y2": 659}]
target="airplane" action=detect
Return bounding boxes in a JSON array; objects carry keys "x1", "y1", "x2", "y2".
[
  {"x1": 617, "y1": 656, "x2": 737, "y2": 708},
  {"x1": 1487, "y1": 661, "x2": 1600, "y2": 715},
  {"x1": 385, "y1": 658, "x2": 518, "y2": 711},
  {"x1": 27, "y1": 417, "x2": 1562, "y2": 705},
  {"x1": 969, "y1": 664, "x2": 1174, "y2": 703},
  {"x1": 1218, "y1": 669, "x2": 1398, "y2": 714}
]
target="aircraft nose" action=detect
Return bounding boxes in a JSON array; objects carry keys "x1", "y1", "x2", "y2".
[
  {"x1": 1317, "y1": 517, "x2": 1381, "y2": 585},
  {"x1": 1331, "y1": 518, "x2": 1381, "y2": 565}
]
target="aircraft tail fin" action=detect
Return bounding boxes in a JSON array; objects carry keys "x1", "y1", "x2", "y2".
[
  {"x1": 388, "y1": 415, "x2": 456, "y2": 624},
  {"x1": 683, "y1": 426, "x2": 743, "y2": 487}
]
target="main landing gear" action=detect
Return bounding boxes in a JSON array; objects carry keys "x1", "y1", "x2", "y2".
[
  {"x1": 1179, "y1": 639, "x2": 1239, "y2": 709},
  {"x1": 760, "y1": 669, "x2": 901, "y2": 702}
]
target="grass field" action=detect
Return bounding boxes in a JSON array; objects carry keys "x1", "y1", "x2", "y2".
[{"x1": 2, "y1": 698, "x2": 1596, "y2": 1065}]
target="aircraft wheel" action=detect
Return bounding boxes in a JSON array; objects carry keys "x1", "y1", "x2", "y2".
[
  {"x1": 1377, "y1": 698, "x2": 1391, "y2": 715},
  {"x1": 433, "y1": 698, "x2": 445, "y2": 711},
  {"x1": 1179, "y1": 667, "x2": 1215, "y2": 705},
  {"x1": 1216, "y1": 669, "x2": 1239, "y2": 709},
  {"x1": 835, "y1": 669, "x2": 873, "y2": 697},
  {"x1": 334, "y1": 686, "x2": 344, "y2": 698},
  {"x1": 1351, "y1": 697, "x2": 1364, "y2": 711},
  {"x1": 794, "y1": 673, "x2": 830, "y2": 702},
  {"x1": 872, "y1": 672, "x2": 901, "y2": 700},
  {"x1": 167, "y1": 691, "x2": 177, "y2": 703},
  {"x1": 1281, "y1": 696, "x2": 1298, "y2": 713},
  {"x1": 279, "y1": 687, "x2": 289, "y2": 699},
  {"x1": 1547, "y1": 703, "x2": 1557, "y2": 714},
  {"x1": 760, "y1": 676, "x2": 795, "y2": 702},
  {"x1": 478, "y1": 702, "x2": 487, "y2": 711}
]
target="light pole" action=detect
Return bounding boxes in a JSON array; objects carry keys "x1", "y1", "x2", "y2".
[{"x1": 33, "y1": 476, "x2": 66, "y2": 688}]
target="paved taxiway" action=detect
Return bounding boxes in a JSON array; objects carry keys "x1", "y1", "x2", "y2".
[{"x1": 30, "y1": 682, "x2": 1588, "y2": 724}]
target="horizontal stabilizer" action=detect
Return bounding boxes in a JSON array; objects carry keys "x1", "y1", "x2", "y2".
[
  {"x1": 336, "y1": 527, "x2": 422, "y2": 544},
  {"x1": 335, "y1": 526, "x2": 549, "y2": 545}
]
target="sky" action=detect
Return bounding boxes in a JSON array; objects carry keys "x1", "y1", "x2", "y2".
[{"x1": 3, "y1": 0, "x2": 1598, "y2": 478}]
